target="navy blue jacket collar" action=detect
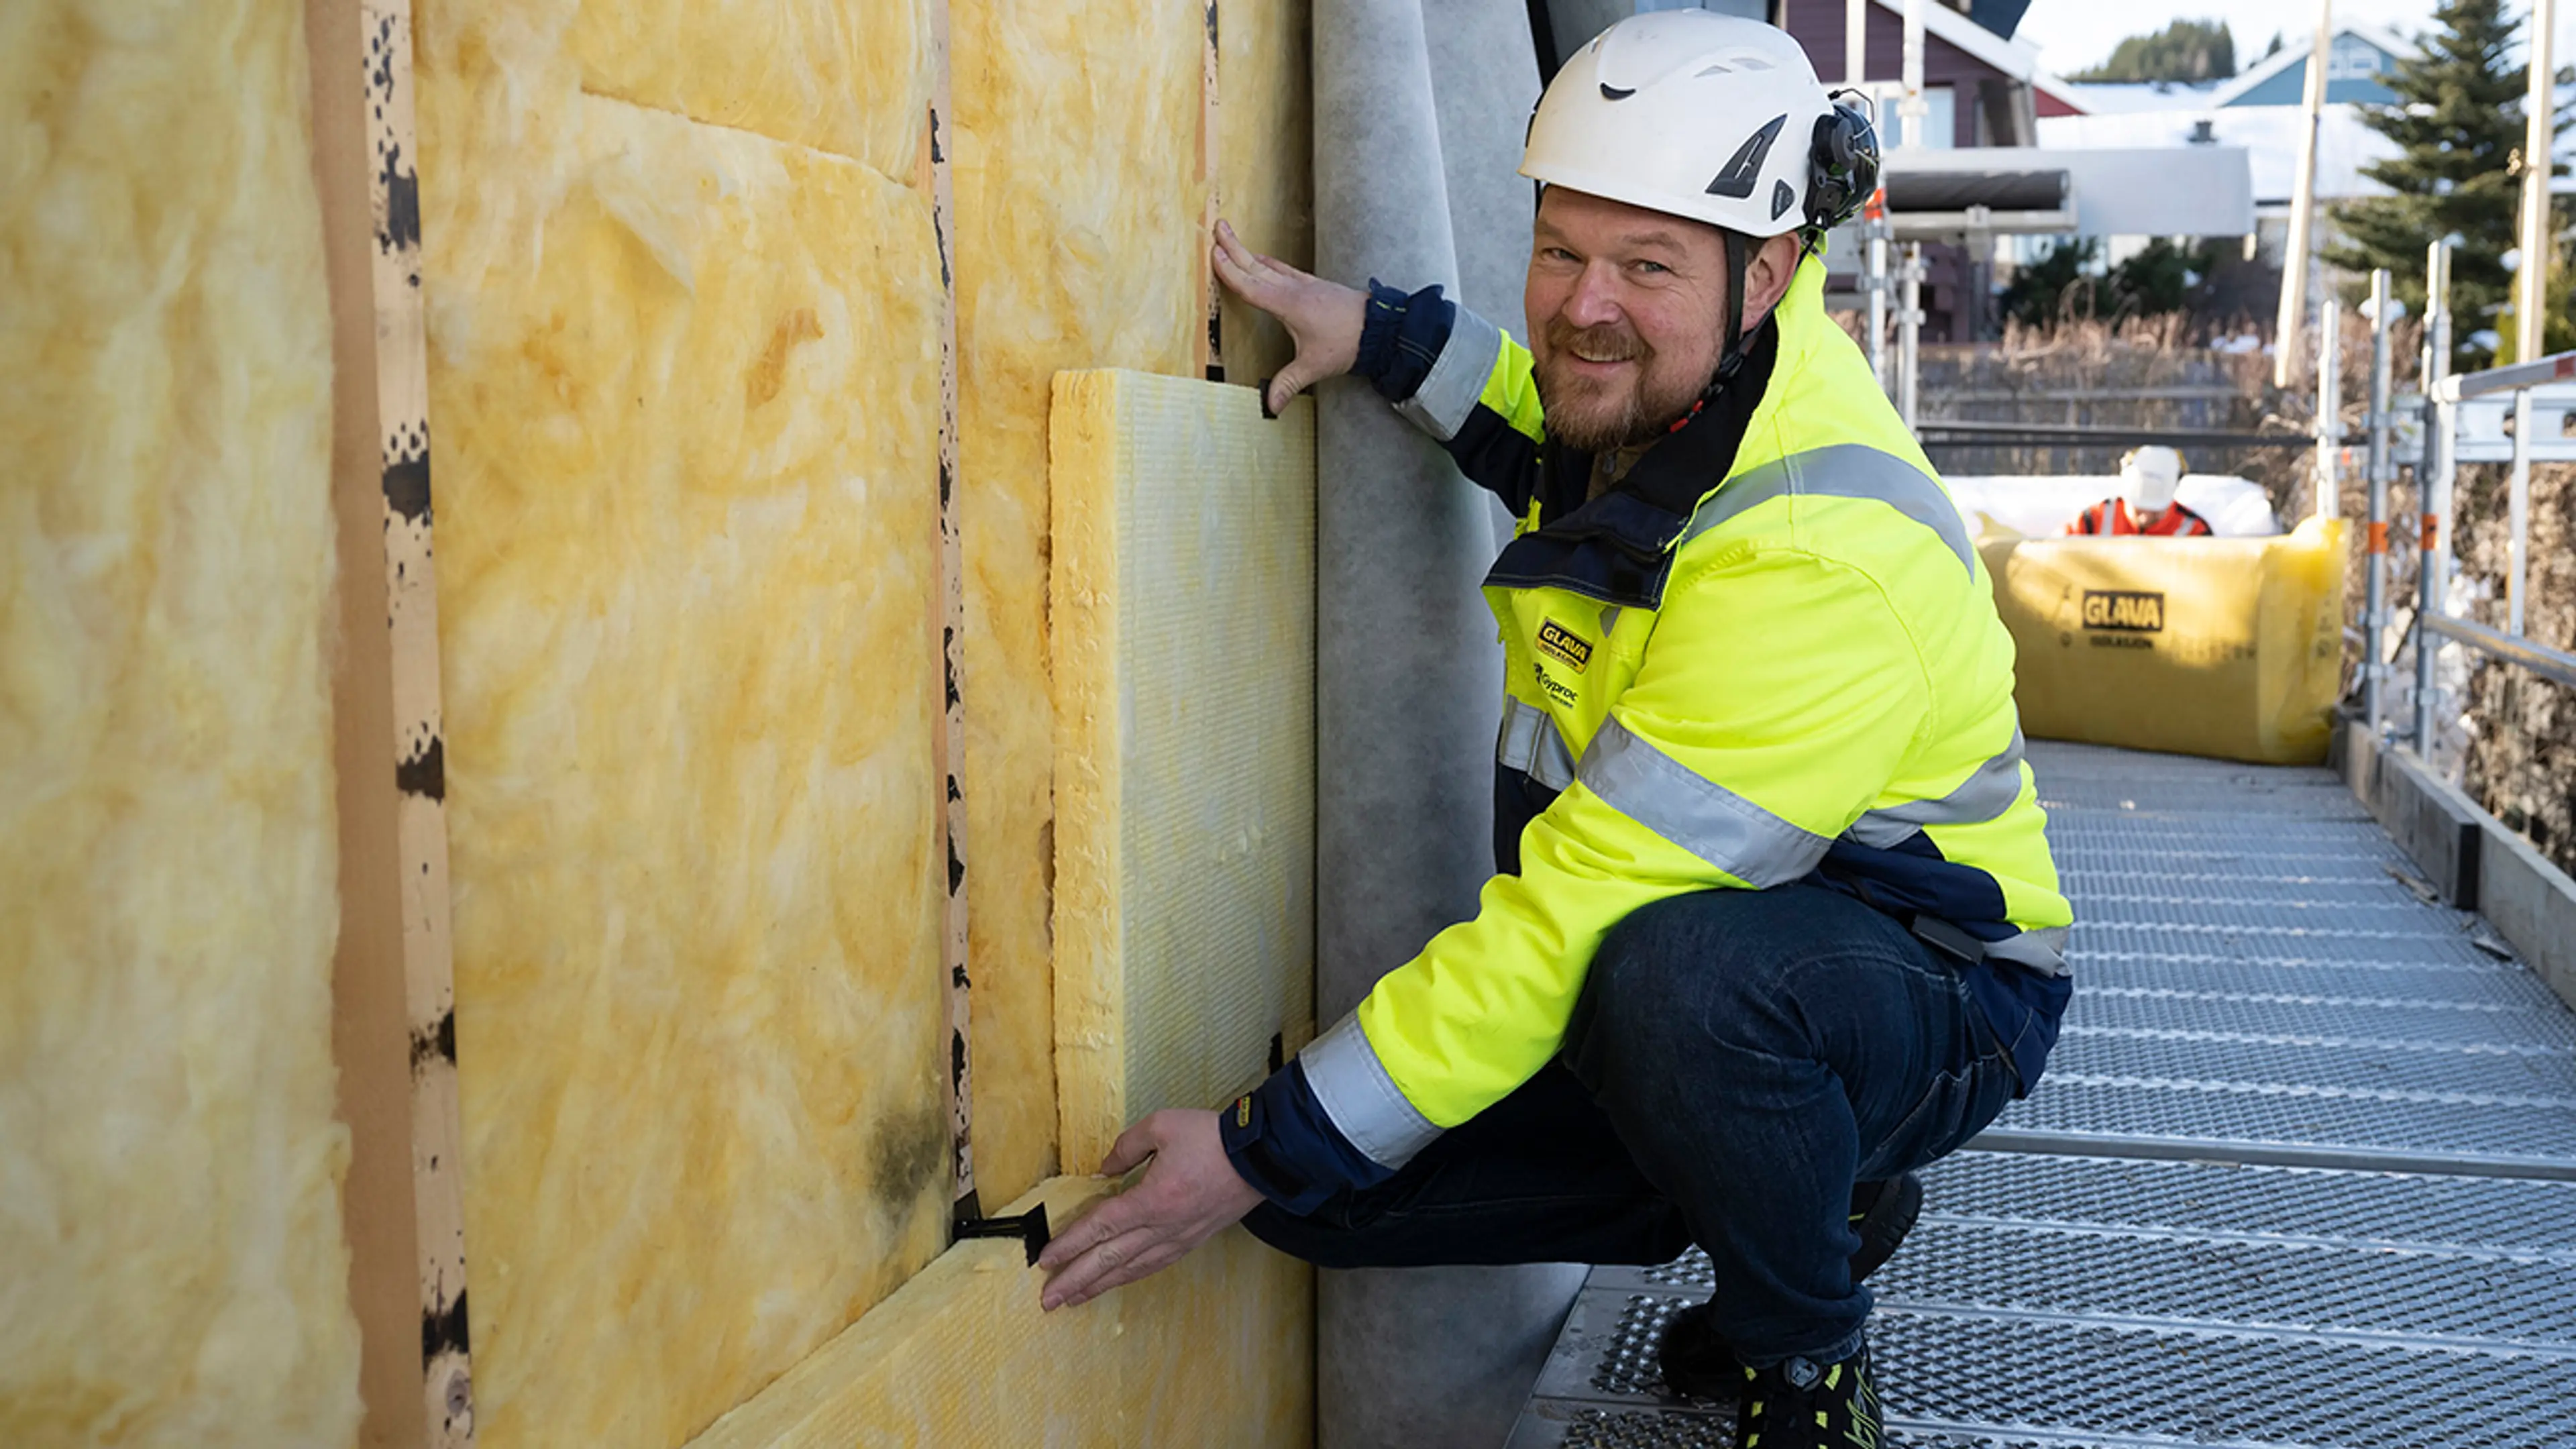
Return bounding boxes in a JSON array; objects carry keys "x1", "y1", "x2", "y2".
[{"x1": 1483, "y1": 318, "x2": 1781, "y2": 609}]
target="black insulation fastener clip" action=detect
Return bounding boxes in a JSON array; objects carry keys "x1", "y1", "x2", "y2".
[{"x1": 954, "y1": 1203, "x2": 1052, "y2": 1265}]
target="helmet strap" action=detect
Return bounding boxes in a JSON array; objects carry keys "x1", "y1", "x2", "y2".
[{"x1": 1716, "y1": 229, "x2": 1751, "y2": 385}]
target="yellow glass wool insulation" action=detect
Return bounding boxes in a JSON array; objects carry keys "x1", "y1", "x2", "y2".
[
  {"x1": 0, "y1": 0, "x2": 362, "y2": 1443},
  {"x1": 416, "y1": 7, "x2": 951, "y2": 1444},
  {"x1": 949, "y1": 0, "x2": 1313, "y2": 1203},
  {"x1": 684, "y1": 1177, "x2": 1312, "y2": 1449},
  {"x1": 1982, "y1": 518, "x2": 2351, "y2": 765},
  {"x1": 1214, "y1": 0, "x2": 1316, "y2": 389},
  {"x1": 566, "y1": 0, "x2": 934, "y2": 172},
  {"x1": 1049, "y1": 371, "x2": 1317, "y2": 1168}
]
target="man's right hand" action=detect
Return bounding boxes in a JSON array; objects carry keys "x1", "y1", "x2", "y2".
[{"x1": 1212, "y1": 219, "x2": 1366, "y2": 417}]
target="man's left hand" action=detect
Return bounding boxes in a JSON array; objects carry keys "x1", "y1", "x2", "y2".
[{"x1": 1037, "y1": 1108, "x2": 1266, "y2": 1311}]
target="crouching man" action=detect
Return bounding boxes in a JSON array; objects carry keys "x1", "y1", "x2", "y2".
[{"x1": 1036, "y1": 15, "x2": 2072, "y2": 1445}]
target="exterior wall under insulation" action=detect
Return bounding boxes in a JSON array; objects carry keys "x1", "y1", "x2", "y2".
[
  {"x1": 9, "y1": 0, "x2": 1318, "y2": 1442},
  {"x1": 414, "y1": 3, "x2": 953, "y2": 1444},
  {"x1": 0, "y1": 0, "x2": 364, "y2": 1442}
]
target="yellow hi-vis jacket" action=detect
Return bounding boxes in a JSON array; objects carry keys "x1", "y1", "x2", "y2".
[{"x1": 1221, "y1": 258, "x2": 2070, "y2": 1212}]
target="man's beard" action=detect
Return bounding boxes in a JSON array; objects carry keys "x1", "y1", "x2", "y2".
[{"x1": 1533, "y1": 319, "x2": 1712, "y2": 453}]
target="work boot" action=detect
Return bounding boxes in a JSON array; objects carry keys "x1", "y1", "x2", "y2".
[
  {"x1": 1847, "y1": 1171, "x2": 1923, "y2": 1283},
  {"x1": 1735, "y1": 1344, "x2": 1884, "y2": 1449},
  {"x1": 1654, "y1": 1173, "x2": 1921, "y2": 1403},
  {"x1": 1654, "y1": 1301, "x2": 1736, "y2": 1402}
]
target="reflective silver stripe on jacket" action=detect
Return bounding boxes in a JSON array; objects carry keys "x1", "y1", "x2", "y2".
[
  {"x1": 1985, "y1": 925, "x2": 2070, "y2": 975},
  {"x1": 1844, "y1": 729, "x2": 2030, "y2": 849},
  {"x1": 1299, "y1": 1014, "x2": 1444, "y2": 1169},
  {"x1": 1576, "y1": 716, "x2": 1832, "y2": 888},
  {"x1": 1679, "y1": 443, "x2": 1974, "y2": 573},
  {"x1": 1396, "y1": 308, "x2": 1503, "y2": 443},
  {"x1": 1496, "y1": 696, "x2": 1580, "y2": 792}
]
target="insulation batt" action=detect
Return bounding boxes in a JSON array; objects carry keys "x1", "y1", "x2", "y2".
[
  {"x1": 415, "y1": 3, "x2": 951, "y2": 1444},
  {"x1": 685, "y1": 1178, "x2": 1312, "y2": 1449},
  {"x1": 948, "y1": 0, "x2": 1313, "y2": 1203},
  {"x1": 0, "y1": 0, "x2": 362, "y2": 1444},
  {"x1": 566, "y1": 0, "x2": 933, "y2": 173},
  {"x1": 1211, "y1": 0, "x2": 1318, "y2": 413},
  {"x1": 1047, "y1": 372, "x2": 1317, "y2": 1166},
  {"x1": 948, "y1": 0, "x2": 1201, "y2": 1204}
]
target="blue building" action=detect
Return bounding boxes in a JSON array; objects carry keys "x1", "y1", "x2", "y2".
[{"x1": 2208, "y1": 24, "x2": 2408, "y2": 109}]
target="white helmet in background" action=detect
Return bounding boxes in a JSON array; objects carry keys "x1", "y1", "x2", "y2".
[
  {"x1": 2119, "y1": 446, "x2": 2185, "y2": 512},
  {"x1": 1521, "y1": 11, "x2": 1878, "y2": 241}
]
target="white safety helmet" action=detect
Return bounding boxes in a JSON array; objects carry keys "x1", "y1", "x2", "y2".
[
  {"x1": 1521, "y1": 11, "x2": 1878, "y2": 242},
  {"x1": 2119, "y1": 446, "x2": 2184, "y2": 513}
]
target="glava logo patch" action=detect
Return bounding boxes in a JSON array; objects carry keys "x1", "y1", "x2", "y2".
[
  {"x1": 2082, "y1": 590, "x2": 2166, "y2": 633},
  {"x1": 1536, "y1": 618, "x2": 1594, "y2": 672}
]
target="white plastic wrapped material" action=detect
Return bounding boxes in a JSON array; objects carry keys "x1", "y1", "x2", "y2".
[{"x1": 1943, "y1": 474, "x2": 2284, "y2": 539}]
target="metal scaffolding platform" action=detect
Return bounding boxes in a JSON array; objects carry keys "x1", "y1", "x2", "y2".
[{"x1": 1508, "y1": 741, "x2": 2576, "y2": 1449}]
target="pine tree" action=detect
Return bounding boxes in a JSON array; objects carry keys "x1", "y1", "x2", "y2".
[
  {"x1": 2001, "y1": 238, "x2": 2217, "y2": 327},
  {"x1": 2068, "y1": 19, "x2": 2236, "y2": 83},
  {"x1": 2001, "y1": 239, "x2": 2102, "y2": 327},
  {"x1": 2324, "y1": 0, "x2": 2559, "y2": 368},
  {"x1": 2111, "y1": 238, "x2": 2220, "y2": 316}
]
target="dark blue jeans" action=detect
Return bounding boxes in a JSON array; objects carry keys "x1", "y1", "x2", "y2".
[{"x1": 1244, "y1": 883, "x2": 2020, "y2": 1366}]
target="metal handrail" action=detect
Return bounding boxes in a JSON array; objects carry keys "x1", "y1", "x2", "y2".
[
  {"x1": 2361, "y1": 245, "x2": 2576, "y2": 757},
  {"x1": 2422, "y1": 614, "x2": 2576, "y2": 691},
  {"x1": 2430, "y1": 350, "x2": 2576, "y2": 403},
  {"x1": 1914, "y1": 421, "x2": 2351, "y2": 449},
  {"x1": 2360, "y1": 270, "x2": 2395, "y2": 732}
]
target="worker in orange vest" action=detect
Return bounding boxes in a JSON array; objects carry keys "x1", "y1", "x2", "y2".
[{"x1": 2070, "y1": 446, "x2": 2213, "y2": 537}]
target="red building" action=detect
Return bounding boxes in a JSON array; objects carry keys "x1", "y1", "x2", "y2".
[{"x1": 1775, "y1": 0, "x2": 2047, "y2": 341}]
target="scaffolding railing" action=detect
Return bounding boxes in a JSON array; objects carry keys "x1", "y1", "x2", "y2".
[{"x1": 2355, "y1": 245, "x2": 2576, "y2": 757}]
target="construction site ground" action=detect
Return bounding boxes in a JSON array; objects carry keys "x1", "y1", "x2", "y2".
[{"x1": 1509, "y1": 739, "x2": 2576, "y2": 1449}]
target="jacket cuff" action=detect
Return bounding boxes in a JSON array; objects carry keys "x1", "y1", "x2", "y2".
[
  {"x1": 1355, "y1": 280, "x2": 1458, "y2": 403},
  {"x1": 1220, "y1": 1057, "x2": 1397, "y2": 1216}
]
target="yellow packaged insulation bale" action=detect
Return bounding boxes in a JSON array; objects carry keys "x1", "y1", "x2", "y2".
[
  {"x1": 0, "y1": 0, "x2": 363, "y2": 1441},
  {"x1": 1981, "y1": 519, "x2": 2349, "y2": 765}
]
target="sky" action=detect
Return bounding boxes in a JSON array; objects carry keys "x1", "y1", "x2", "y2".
[{"x1": 2015, "y1": 0, "x2": 2576, "y2": 78}]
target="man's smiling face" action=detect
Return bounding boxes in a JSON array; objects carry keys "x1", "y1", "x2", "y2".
[{"x1": 1523, "y1": 186, "x2": 1733, "y2": 453}]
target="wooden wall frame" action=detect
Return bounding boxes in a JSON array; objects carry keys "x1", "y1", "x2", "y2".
[
  {"x1": 922, "y1": 0, "x2": 979, "y2": 1228},
  {"x1": 1199, "y1": 1, "x2": 1225, "y2": 382},
  {"x1": 307, "y1": 1, "x2": 474, "y2": 1444}
]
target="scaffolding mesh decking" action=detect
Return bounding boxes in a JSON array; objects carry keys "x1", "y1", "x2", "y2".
[{"x1": 1508, "y1": 740, "x2": 2576, "y2": 1449}]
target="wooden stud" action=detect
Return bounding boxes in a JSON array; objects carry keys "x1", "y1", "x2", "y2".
[
  {"x1": 924, "y1": 0, "x2": 977, "y2": 1222},
  {"x1": 1199, "y1": 1, "x2": 1225, "y2": 383},
  {"x1": 311, "y1": 0, "x2": 474, "y2": 1442}
]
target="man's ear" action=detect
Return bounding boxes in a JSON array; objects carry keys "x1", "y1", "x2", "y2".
[{"x1": 1741, "y1": 233, "x2": 1806, "y2": 329}]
